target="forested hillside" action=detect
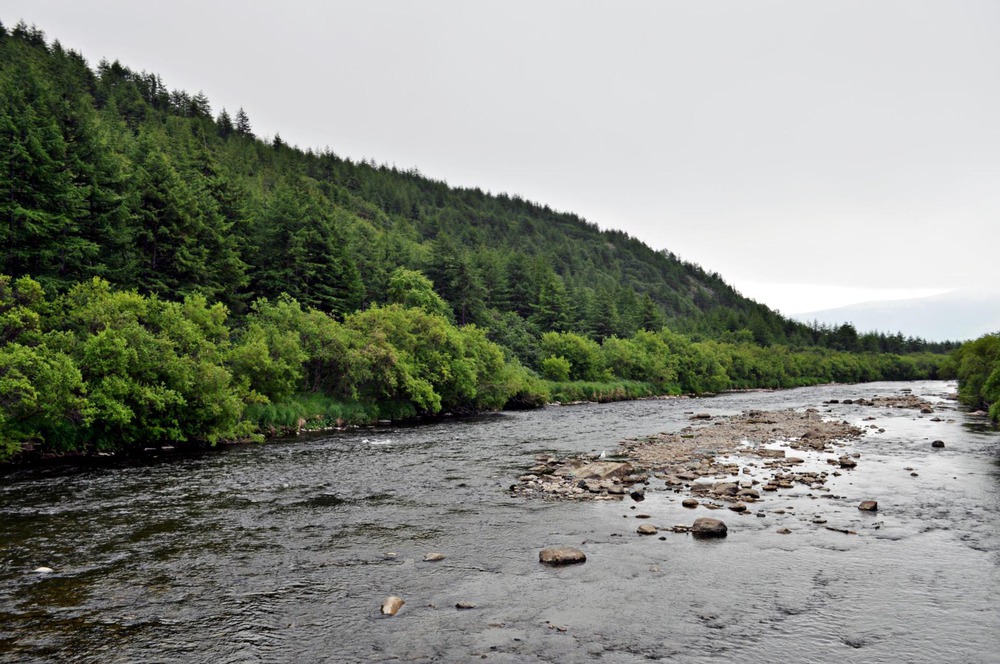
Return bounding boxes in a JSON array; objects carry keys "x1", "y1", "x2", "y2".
[
  {"x1": 0, "y1": 22, "x2": 959, "y2": 461},
  {"x1": 0, "y1": 22, "x2": 955, "y2": 354}
]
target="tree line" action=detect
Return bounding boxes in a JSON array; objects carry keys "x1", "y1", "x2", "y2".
[
  {"x1": 1, "y1": 271, "x2": 949, "y2": 461},
  {"x1": 948, "y1": 334, "x2": 1000, "y2": 422}
]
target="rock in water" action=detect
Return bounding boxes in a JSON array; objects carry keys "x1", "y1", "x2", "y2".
[
  {"x1": 570, "y1": 461, "x2": 634, "y2": 481},
  {"x1": 637, "y1": 524, "x2": 658, "y2": 535},
  {"x1": 539, "y1": 546, "x2": 587, "y2": 565},
  {"x1": 858, "y1": 501, "x2": 878, "y2": 511},
  {"x1": 32, "y1": 567, "x2": 54, "y2": 574},
  {"x1": 691, "y1": 517, "x2": 728, "y2": 538},
  {"x1": 931, "y1": 440, "x2": 945, "y2": 448},
  {"x1": 682, "y1": 498, "x2": 699, "y2": 508},
  {"x1": 455, "y1": 602, "x2": 476, "y2": 610},
  {"x1": 423, "y1": 552, "x2": 446, "y2": 562},
  {"x1": 838, "y1": 456, "x2": 857, "y2": 469},
  {"x1": 381, "y1": 596, "x2": 405, "y2": 616}
]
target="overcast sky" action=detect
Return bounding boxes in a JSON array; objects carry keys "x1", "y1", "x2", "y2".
[{"x1": 5, "y1": 1, "x2": 998, "y2": 314}]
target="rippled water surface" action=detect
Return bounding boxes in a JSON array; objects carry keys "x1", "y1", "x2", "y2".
[{"x1": 1, "y1": 381, "x2": 998, "y2": 663}]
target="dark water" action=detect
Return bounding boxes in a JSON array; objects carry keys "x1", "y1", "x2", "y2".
[{"x1": 1, "y1": 381, "x2": 998, "y2": 663}]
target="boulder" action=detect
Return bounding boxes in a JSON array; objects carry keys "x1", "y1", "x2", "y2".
[
  {"x1": 637, "y1": 524, "x2": 658, "y2": 535},
  {"x1": 858, "y1": 500, "x2": 878, "y2": 511},
  {"x1": 728, "y1": 502, "x2": 747, "y2": 513},
  {"x1": 570, "y1": 462, "x2": 634, "y2": 481},
  {"x1": 682, "y1": 498, "x2": 699, "y2": 508},
  {"x1": 539, "y1": 546, "x2": 587, "y2": 565},
  {"x1": 630, "y1": 487, "x2": 646, "y2": 502},
  {"x1": 691, "y1": 517, "x2": 728, "y2": 538},
  {"x1": 931, "y1": 440, "x2": 945, "y2": 448},
  {"x1": 838, "y1": 456, "x2": 857, "y2": 469},
  {"x1": 711, "y1": 482, "x2": 739, "y2": 496},
  {"x1": 381, "y1": 596, "x2": 405, "y2": 616},
  {"x1": 757, "y1": 449, "x2": 785, "y2": 459}
]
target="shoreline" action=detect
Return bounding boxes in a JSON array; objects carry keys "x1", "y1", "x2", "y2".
[{"x1": 0, "y1": 381, "x2": 968, "y2": 471}]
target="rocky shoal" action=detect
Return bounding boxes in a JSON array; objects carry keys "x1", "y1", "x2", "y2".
[{"x1": 511, "y1": 407, "x2": 866, "y2": 503}]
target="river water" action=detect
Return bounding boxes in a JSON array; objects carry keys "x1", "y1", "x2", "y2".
[{"x1": 1, "y1": 381, "x2": 998, "y2": 663}]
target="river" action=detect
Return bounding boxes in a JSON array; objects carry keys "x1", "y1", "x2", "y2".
[{"x1": 1, "y1": 380, "x2": 998, "y2": 663}]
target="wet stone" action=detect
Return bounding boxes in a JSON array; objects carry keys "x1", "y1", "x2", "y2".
[
  {"x1": 381, "y1": 596, "x2": 405, "y2": 616},
  {"x1": 691, "y1": 517, "x2": 728, "y2": 538},
  {"x1": 539, "y1": 546, "x2": 587, "y2": 565}
]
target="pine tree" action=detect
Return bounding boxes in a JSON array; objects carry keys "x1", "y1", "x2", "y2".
[
  {"x1": 234, "y1": 107, "x2": 252, "y2": 137},
  {"x1": 0, "y1": 56, "x2": 89, "y2": 289},
  {"x1": 250, "y1": 182, "x2": 363, "y2": 314},
  {"x1": 215, "y1": 108, "x2": 233, "y2": 138}
]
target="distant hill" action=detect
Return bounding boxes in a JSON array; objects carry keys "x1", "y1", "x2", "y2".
[{"x1": 793, "y1": 289, "x2": 1000, "y2": 342}]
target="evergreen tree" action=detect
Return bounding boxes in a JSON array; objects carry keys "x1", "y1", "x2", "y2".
[
  {"x1": 216, "y1": 108, "x2": 234, "y2": 138},
  {"x1": 0, "y1": 54, "x2": 89, "y2": 289},
  {"x1": 234, "y1": 107, "x2": 253, "y2": 137},
  {"x1": 251, "y1": 182, "x2": 363, "y2": 314}
]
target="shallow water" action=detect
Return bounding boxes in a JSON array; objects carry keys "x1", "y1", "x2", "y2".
[{"x1": 1, "y1": 381, "x2": 998, "y2": 663}]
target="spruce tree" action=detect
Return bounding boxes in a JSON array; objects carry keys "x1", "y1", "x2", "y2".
[{"x1": 234, "y1": 107, "x2": 252, "y2": 137}]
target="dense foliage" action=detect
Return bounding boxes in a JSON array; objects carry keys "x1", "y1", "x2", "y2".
[
  {"x1": 0, "y1": 273, "x2": 949, "y2": 461},
  {"x1": 0, "y1": 22, "x2": 956, "y2": 460},
  {"x1": 949, "y1": 334, "x2": 1000, "y2": 422}
]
